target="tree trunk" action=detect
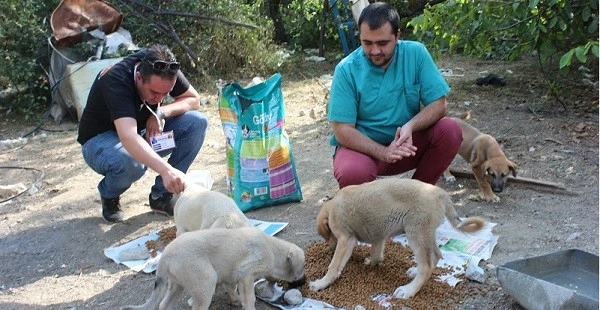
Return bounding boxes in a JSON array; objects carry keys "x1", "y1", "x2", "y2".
[
  {"x1": 318, "y1": 0, "x2": 328, "y2": 57},
  {"x1": 267, "y1": 0, "x2": 287, "y2": 43}
]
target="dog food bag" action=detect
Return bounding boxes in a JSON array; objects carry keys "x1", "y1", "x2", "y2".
[{"x1": 218, "y1": 73, "x2": 303, "y2": 212}]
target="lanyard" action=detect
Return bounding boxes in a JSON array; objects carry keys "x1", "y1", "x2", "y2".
[
  {"x1": 145, "y1": 102, "x2": 164, "y2": 132},
  {"x1": 135, "y1": 63, "x2": 164, "y2": 132}
]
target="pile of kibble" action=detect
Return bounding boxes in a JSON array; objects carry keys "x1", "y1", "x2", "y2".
[
  {"x1": 145, "y1": 226, "x2": 177, "y2": 257},
  {"x1": 298, "y1": 241, "x2": 486, "y2": 309}
]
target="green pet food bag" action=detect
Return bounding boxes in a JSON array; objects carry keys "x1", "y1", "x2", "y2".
[{"x1": 218, "y1": 73, "x2": 303, "y2": 211}]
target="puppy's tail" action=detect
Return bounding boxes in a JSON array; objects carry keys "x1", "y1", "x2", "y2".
[
  {"x1": 442, "y1": 196, "x2": 485, "y2": 233},
  {"x1": 120, "y1": 269, "x2": 167, "y2": 310}
]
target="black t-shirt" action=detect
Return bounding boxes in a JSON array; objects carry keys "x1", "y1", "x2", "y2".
[{"x1": 77, "y1": 49, "x2": 191, "y2": 145}]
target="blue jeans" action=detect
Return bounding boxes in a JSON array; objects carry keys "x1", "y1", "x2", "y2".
[{"x1": 82, "y1": 110, "x2": 208, "y2": 199}]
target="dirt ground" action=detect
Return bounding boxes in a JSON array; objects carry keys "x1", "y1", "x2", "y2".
[{"x1": 0, "y1": 53, "x2": 598, "y2": 310}]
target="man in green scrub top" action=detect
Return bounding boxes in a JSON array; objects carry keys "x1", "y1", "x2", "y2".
[{"x1": 328, "y1": 2, "x2": 462, "y2": 189}]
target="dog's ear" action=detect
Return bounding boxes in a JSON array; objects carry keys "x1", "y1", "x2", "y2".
[
  {"x1": 482, "y1": 162, "x2": 491, "y2": 176},
  {"x1": 509, "y1": 162, "x2": 517, "y2": 177},
  {"x1": 286, "y1": 251, "x2": 295, "y2": 264},
  {"x1": 286, "y1": 249, "x2": 305, "y2": 280}
]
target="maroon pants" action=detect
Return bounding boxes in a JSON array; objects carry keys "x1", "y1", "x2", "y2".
[{"x1": 333, "y1": 117, "x2": 462, "y2": 189}]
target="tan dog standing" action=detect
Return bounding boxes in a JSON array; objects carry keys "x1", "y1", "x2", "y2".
[
  {"x1": 121, "y1": 227, "x2": 305, "y2": 310},
  {"x1": 444, "y1": 117, "x2": 517, "y2": 202},
  {"x1": 309, "y1": 178, "x2": 485, "y2": 299},
  {"x1": 174, "y1": 185, "x2": 250, "y2": 236}
]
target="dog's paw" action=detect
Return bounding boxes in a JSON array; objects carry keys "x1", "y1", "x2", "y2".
[
  {"x1": 489, "y1": 195, "x2": 501, "y2": 203},
  {"x1": 481, "y1": 193, "x2": 500, "y2": 203},
  {"x1": 406, "y1": 267, "x2": 418, "y2": 278},
  {"x1": 470, "y1": 193, "x2": 500, "y2": 203},
  {"x1": 393, "y1": 285, "x2": 417, "y2": 299},
  {"x1": 444, "y1": 175, "x2": 456, "y2": 183},
  {"x1": 308, "y1": 279, "x2": 327, "y2": 292}
]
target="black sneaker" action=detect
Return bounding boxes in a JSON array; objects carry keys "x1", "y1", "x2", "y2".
[
  {"x1": 101, "y1": 197, "x2": 123, "y2": 222},
  {"x1": 149, "y1": 193, "x2": 174, "y2": 216}
]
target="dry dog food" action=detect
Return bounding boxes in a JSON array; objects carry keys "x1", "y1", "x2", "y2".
[
  {"x1": 146, "y1": 226, "x2": 177, "y2": 256},
  {"x1": 299, "y1": 241, "x2": 484, "y2": 309}
]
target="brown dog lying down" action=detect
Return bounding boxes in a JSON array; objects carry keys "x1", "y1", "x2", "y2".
[
  {"x1": 309, "y1": 178, "x2": 485, "y2": 299},
  {"x1": 444, "y1": 117, "x2": 517, "y2": 202},
  {"x1": 121, "y1": 227, "x2": 305, "y2": 310}
]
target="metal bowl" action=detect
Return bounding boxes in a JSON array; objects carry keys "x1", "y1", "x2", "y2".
[{"x1": 497, "y1": 249, "x2": 599, "y2": 310}]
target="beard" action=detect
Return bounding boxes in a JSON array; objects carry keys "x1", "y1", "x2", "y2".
[{"x1": 368, "y1": 53, "x2": 393, "y2": 68}]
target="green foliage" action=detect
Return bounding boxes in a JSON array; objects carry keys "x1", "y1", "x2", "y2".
[
  {"x1": 0, "y1": 0, "x2": 59, "y2": 118},
  {"x1": 281, "y1": 0, "x2": 341, "y2": 51},
  {"x1": 407, "y1": 0, "x2": 599, "y2": 69},
  {"x1": 560, "y1": 40, "x2": 600, "y2": 69},
  {"x1": 282, "y1": 0, "x2": 323, "y2": 49},
  {"x1": 113, "y1": 0, "x2": 291, "y2": 85},
  {"x1": 0, "y1": 0, "x2": 296, "y2": 117}
]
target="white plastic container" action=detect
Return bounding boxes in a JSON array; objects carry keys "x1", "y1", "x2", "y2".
[{"x1": 186, "y1": 169, "x2": 213, "y2": 190}]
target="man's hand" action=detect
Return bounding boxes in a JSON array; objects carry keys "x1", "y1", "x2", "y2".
[
  {"x1": 144, "y1": 115, "x2": 164, "y2": 143},
  {"x1": 115, "y1": 117, "x2": 184, "y2": 194},
  {"x1": 378, "y1": 125, "x2": 417, "y2": 163},
  {"x1": 160, "y1": 167, "x2": 187, "y2": 194},
  {"x1": 379, "y1": 140, "x2": 417, "y2": 163}
]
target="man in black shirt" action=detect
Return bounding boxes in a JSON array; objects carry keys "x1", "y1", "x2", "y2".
[{"x1": 78, "y1": 44, "x2": 208, "y2": 222}]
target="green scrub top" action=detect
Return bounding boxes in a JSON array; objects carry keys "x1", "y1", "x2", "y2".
[{"x1": 328, "y1": 40, "x2": 450, "y2": 146}]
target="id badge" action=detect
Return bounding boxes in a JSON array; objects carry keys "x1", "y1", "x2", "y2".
[{"x1": 150, "y1": 130, "x2": 176, "y2": 152}]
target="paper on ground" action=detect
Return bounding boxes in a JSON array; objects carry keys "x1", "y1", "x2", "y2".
[
  {"x1": 367, "y1": 219, "x2": 499, "y2": 306},
  {"x1": 392, "y1": 219, "x2": 498, "y2": 285},
  {"x1": 103, "y1": 218, "x2": 288, "y2": 273}
]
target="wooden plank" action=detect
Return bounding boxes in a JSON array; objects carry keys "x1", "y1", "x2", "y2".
[{"x1": 447, "y1": 167, "x2": 579, "y2": 196}]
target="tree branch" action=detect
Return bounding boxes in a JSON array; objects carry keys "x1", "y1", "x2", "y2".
[
  {"x1": 154, "y1": 20, "x2": 200, "y2": 61},
  {"x1": 157, "y1": 11, "x2": 258, "y2": 29},
  {"x1": 115, "y1": 0, "x2": 258, "y2": 62},
  {"x1": 408, "y1": 0, "x2": 447, "y2": 16}
]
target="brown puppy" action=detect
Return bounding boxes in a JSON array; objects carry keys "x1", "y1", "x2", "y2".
[
  {"x1": 444, "y1": 117, "x2": 517, "y2": 202},
  {"x1": 309, "y1": 178, "x2": 485, "y2": 299}
]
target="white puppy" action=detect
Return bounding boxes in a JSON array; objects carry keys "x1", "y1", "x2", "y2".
[
  {"x1": 174, "y1": 185, "x2": 250, "y2": 236},
  {"x1": 173, "y1": 184, "x2": 252, "y2": 307},
  {"x1": 121, "y1": 227, "x2": 305, "y2": 310}
]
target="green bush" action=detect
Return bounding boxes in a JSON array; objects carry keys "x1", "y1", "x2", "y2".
[
  {"x1": 0, "y1": 0, "x2": 59, "y2": 119},
  {"x1": 0, "y1": 0, "x2": 296, "y2": 117},
  {"x1": 283, "y1": 0, "x2": 333, "y2": 50},
  {"x1": 407, "y1": 0, "x2": 599, "y2": 69}
]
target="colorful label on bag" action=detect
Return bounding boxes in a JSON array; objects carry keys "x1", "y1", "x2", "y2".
[{"x1": 218, "y1": 73, "x2": 303, "y2": 211}]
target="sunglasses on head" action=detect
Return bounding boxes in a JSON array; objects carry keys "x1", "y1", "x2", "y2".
[{"x1": 145, "y1": 59, "x2": 180, "y2": 72}]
